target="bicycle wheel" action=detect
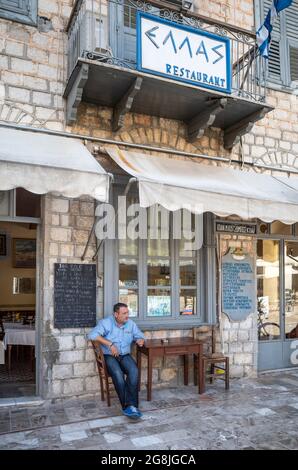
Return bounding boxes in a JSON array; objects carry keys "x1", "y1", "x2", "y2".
[{"x1": 261, "y1": 322, "x2": 280, "y2": 339}]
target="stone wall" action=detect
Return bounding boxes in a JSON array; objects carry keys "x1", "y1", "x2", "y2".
[
  {"x1": 41, "y1": 194, "x2": 104, "y2": 398},
  {"x1": 0, "y1": 0, "x2": 71, "y2": 130},
  {"x1": 218, "y1": 234, "x2": 257, "y2": 378}
]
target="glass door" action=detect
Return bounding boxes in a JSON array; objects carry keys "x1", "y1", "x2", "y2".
[{"x1": 258, "y1": 238, "x2": 298, "y2": 370}]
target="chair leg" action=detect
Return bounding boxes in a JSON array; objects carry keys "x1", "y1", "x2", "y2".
[
  {"x1": 210, "y1": 363, "x2": 214, "y2": 384},
  {"x1": 225, "y1": 358, "x2": 230, "y2": 390},
  {"x1": 99, "y1": 374, "x2": 105, "y2": 402},
  {"x1": 105, "y1": 378, "x2": 111, "y2": 407},
  {"x1": 200, "y1": 359, "x2": 206, "y2": 394}
]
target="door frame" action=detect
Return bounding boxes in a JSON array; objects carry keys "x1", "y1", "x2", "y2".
[
  {"x1": 0, "y1": 189, "x2": 42, "y2": 397},
  {"x1": 257, "y1": 231, "x2": 298, "y2": 370}
]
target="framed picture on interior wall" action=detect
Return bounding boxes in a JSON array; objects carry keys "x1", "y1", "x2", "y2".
[
  {"x1": 0, "y1": 233, "x2": 7, "y2": 256},
  {"x1": 12, "y1": 238, "x2": 36, "y2": 268}
]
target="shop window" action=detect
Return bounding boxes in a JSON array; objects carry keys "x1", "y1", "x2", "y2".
[
  {"x1": 285, "y1": 241, "x2": 298, "y2": 339},
  {"x1": 0, "y1": 191, "x2": 10, "y2": 216},
  {"x1": 16, "y1": 188, "x2": 40, "y2": 218},
  {"x1": 257, "y1": 239, "x2": 281, "y2": 340},
  {"x1": 258, "y1": 220, "x2": 294, "y2": 236},
  {"x1": 270, "y1": 221, "x2": 293, "y2": 236},
  {"x1": 104, "y1": 187, "x2": 214, "y2": 327},
  {"x1": 0, "y1": 189, "x2": 40, "y2": 220}
]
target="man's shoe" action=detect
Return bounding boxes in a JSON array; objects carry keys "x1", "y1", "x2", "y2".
[{"x1": 122, "y1": 405, "x2": 142, "y2": 419}]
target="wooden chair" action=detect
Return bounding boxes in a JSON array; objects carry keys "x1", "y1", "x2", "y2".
[
  {"x1": 193, "y1": 326, "x2": 229, "y2": 393},
  {"x1": 91, "y1": 340, "x2": 114, "y2": 407}
]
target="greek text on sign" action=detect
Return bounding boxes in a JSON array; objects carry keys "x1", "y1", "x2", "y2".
[{"x1": 137, "y1": 12, "x2": 231, "y2": 94}]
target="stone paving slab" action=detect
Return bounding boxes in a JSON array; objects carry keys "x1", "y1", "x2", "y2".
[{"x1": 0, "y1": 370, "x2": 297, "y2": 449}]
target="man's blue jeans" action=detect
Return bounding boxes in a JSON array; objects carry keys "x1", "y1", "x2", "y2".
[{"x1": 104, "y1": 354, "x2": 139, "y2": 409}]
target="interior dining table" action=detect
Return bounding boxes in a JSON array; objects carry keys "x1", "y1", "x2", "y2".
[{"x1": 2, "y1": 323, "x2": 35, "y2": 370}]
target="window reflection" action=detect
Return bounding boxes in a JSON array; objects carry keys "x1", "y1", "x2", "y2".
[
  {"x1": 0, "y1": 191, "x2": 9, "y2": 216},
  {"x1": 257, "y1": 239, "x2": 280, "y2": 340},
  {"x1": 147, "y1": 289, "x2": 171, "y2": 317},
  {"x1": 180, "y1": 259, "x2": 196, "y2": 286},
  {"x1": 180, "y1": 289, "x2": 196, "y2": 315},
  {"x1": 285, "y1": 241, "x2": 298, "y2": 339},
  {"x1": 119, "y1": 288, "x2": 138, "y2": 318}
]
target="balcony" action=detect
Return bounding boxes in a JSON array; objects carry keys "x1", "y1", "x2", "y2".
[{"x1": 64, "y1": 0, "x2": 273, "y2": 149}]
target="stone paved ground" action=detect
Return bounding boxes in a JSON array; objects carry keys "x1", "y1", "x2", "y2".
[{"x1": 0, "y1": 370, "x2": 298, "y2": 450}]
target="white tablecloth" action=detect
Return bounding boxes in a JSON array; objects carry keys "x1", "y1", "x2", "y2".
[
  {"x1": 3, "y1": 328, "x2": 35, "y2": 350},
  {"x1": 3, "y1": 322, "x2": 32, "y2": 330}
]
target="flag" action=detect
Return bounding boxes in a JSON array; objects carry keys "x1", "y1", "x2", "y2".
[{"x1": 256, "y1": 0, "x2": 293, "y2": 58}]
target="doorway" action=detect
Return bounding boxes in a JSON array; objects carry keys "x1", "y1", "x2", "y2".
[
  {"x1": 0, "y1": 189, "x2": 40, "y2": 398},
  {"x1": 257, "y1": 237, "x2": 298, "y2": 370}
]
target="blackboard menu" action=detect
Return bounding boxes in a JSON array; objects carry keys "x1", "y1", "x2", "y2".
[
  {"x1": 54, "y1": 263, "x2": 96, "y2": 328},
  {"x1": 222, "y1": 252, "x2": 255, "y2": 321}
]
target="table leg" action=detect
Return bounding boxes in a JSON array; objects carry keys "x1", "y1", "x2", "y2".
[
  {"x1": 183, "y1": 354, "x2": 189, "y2": 385},
  {"x1": 8, "y1": 345, "x2": 12, "y2": 371},
  {"x1": 147, "y1": 352, "x2": 153, "y2": 401},
  {"x1": 198, "y1": 345, "x2": 205, "y2": 394},
  {"x1": 137, "y1": 347, "x2": 141, "y2": 392}
]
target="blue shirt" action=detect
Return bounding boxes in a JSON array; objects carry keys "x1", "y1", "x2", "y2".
[{"x1": 87, "y1": 316, "x2": 145, "y2": 355}]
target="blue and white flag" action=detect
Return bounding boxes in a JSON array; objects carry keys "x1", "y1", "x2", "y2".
[{"x1": 256, "y1": 0, "x2": 293, "y2": 58}]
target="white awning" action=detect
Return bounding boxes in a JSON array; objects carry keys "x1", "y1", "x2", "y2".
[
  {"x1": 106, "y1": 147, "x2": 298, "y2": 224},
  {"x1": 0, "y1": 127, "x2": 110, "y2": 201}
]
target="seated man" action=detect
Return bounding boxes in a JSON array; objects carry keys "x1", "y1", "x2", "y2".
[{"x1": 88, "y1": 302, "x2": 145, "y2": 419}]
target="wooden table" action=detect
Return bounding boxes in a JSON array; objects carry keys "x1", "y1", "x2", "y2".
[{"x1": 136, "y1": 337, "x2": 204, "y2": 401}]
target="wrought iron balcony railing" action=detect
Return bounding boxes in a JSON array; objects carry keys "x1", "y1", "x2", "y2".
[{"x1": 67, "y1": 0, "x2": 267, "y2": 103}]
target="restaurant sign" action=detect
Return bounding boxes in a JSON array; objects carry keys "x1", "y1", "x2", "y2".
[
  {"x1": 137, "y1": 12, "x2": 231, "y2": 94},
  {"x1": 216, "y1": 221, "x2": 257, "y2": 235}
]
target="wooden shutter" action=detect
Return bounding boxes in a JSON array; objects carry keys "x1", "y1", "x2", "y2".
[
  {"x1": 0, "y1": 0, "x2": 37, "y2": 26},
  {"x1": 111, "y1": 0, "x2": 160, "y2": 63},
  {"x1": 285, "y1": 0, "x2": 298, "y2": 83},
  {"x1": 289, "y1": 46, "x2": 298, "y2": 81},
  {"x1": 262, "y1": 0, "x2": 283, "y2": 83},
  {"x1": 268, "y1": 39, "x2": 282, "y2": 80}
]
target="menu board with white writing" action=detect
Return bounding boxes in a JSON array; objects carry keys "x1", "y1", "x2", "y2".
[
  {"x1": 54, "y1": 263, "x2": 96, "y2": 328},
  {"x1": 222, "y1": 252, "x2": 255, "y2": 321}
]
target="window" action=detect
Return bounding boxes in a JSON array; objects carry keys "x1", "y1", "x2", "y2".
[
  {"x1": 110, "y1": 0, "x2": 160, "y2": 63},
  {"x1": 104, "y1": 185, "x2": 216, "y2": 328},
  {"x1": 0, "y1": 189, "x2": 41, "y2": 221},
  {"x1": 258, "y1": 0, "x2": 298, "y2": 88},
  {"x1": 0, "y1": 0, "x2": 38, "y2": 26}
]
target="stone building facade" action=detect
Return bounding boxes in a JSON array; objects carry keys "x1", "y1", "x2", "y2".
[{"x1": 0, "y1": 0, "x2": 297, "y2": 400}]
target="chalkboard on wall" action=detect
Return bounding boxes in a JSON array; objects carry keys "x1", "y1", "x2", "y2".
[{"x1": 54, "y1": 263, "x2": 96, "y2": 328}]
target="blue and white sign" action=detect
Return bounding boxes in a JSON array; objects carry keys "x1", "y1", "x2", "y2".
[{"x1": 137, "y1": 12, "x2": 231, "y2": 94}]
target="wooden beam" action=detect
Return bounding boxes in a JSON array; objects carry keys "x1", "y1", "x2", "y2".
[
  {"x1": 224, "y1": 108, "x2": 268, "y2": 150},
  {"x1": 66, "y1": 63, "x2": 89, "y2": 124},
  {"x1": 187, "y1": 98, "x2": 227, "y2": 142},
  {"x1": 112, "y1": 77, "x2": 143, "y2": 132}
]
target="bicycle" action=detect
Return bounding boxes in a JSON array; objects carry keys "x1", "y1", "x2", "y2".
[{"x1": 257, "y1": 300, "x2": 280, "y2": 340}]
